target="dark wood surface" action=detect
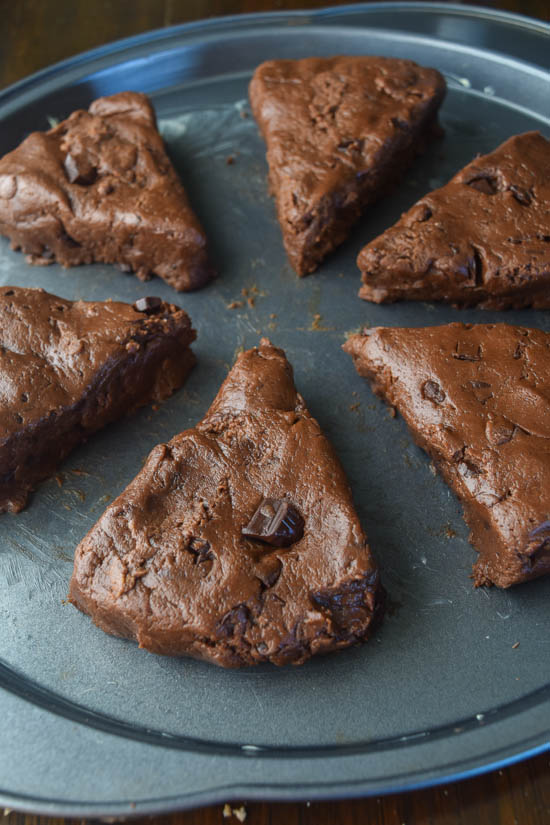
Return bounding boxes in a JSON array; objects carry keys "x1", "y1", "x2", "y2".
[{"x1": 1, "y1": 1, "x2": 549, "y2": 824}]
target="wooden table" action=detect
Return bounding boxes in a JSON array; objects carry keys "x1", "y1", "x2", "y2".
[{"x1": 1, "y1": 2, "x2": 549, "y2": 824}]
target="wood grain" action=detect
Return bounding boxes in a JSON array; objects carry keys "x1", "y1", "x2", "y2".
[
  {"x1": 0, "y1": 0, "x2": 548, "y2": 89},
  {"x1": 2, "y1": 749, "x2": 550, "y2": 825},
  {"x1": 0, "y1": 1, "x2": 549, "y2": 824}
]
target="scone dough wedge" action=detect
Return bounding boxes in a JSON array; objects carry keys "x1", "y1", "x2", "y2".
[
  {"x1": 70, "y1": 339, "x2": 384, "y2": 667},
  {"x1": 0, "y1": 286, "x2": 196, "y2": 513},
  {"x1": 0, "y1": 92, "x2": 213, "y2": 291},
  {"x1": 358, "y1": 132, "x2": 550, "y2": 309},
  {"x1": 344, "y1": 323, "x2": 550, "y2": 588},
  {"x1": 249, "y1": 56, "x2": 446, "y2": 275}
]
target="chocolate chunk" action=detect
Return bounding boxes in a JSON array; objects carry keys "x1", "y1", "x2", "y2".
[
  {"x1": 458, "y1": 459, "x2": 482, "y2": 478},
  {"x1": 509, "y1": 184, "x2": 532, "y2": 206},
  {"x1": 422, "y1": 379, "x2": 445, "y2": 404},
  {"x1": 485, "y1": 416, "x2": 515, "y2": 446},
  {"x1": 453, "y1": 341, "x2": 482, "y2": 362},
  {"x1": 188, "y1": 537, "x2": 214, "y2": 564},
  {"x1": 528, "y1": 520, "x2": 550, "y2": 539},
  {"x1": 133, "y1": 296, "x2": 163, "y2": 315},
  {"x1": 524, "y1": 521, "x2": 550, "y2": 566},
  {"x1": 242, "y1": 498, "x2": 304, "y2": 547},
  {"x1": 64, "y1": 152, "x2": 97, "y2": 185},
  {"x1": 312, "y1": 577, "x2": 379, "y2": 634},
  {"x1": 469, "y1": 380, "x2": 493, "y2": 404},
  {"x1": 466, "y1": 175, "x2": 499, "y2": 195}
]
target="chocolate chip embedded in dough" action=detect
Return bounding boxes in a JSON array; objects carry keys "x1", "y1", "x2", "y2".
[
  {"x1": 465, "y1": 175, "x2": 500, "y2": 195},
  {"x1": 509, "y1": 185, "x2": 532, "y2": 206},
  {"x1": 133, "y1": 296, "x2": 163, "y2": 315},
  {"x1": 64, "y1": 152, "x2": 97, "y2": 185},
  {"x1": 242, "y1": 498, "x2": 304, "y2": 548},
  {"x1": 422, "y1": 379, "x2": 445, "y2": 404},
  {"x1": 485, "y1": 416, "x2": 515, "y2": 446},
  {"x1": 524, "y1": 521, "x2": 550, "y2": 565}
]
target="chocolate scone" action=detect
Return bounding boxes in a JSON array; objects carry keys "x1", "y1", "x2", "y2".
[
  {"x1": 0, "y1": 287, "x2": 196, "y2": 513},
  {"x1": 249, "y1": 56, "x2": 446, "y2": 275},
  {"x1": 0, "y1": 92, "x2": 212, "y2": 291},
  {"x1": 344, "y1": 323, "x2": 550, "y2": 588},
  {"x1": 70, "y1": 339, "x2": 383, "y2": 667},
  {"x1": 358, "y1": 132, "x2": 550, "y2": 308}
]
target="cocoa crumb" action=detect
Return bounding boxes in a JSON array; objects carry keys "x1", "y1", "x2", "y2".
[
  {"x1": 227, "y1": 300, "x2": 244, "y2": 310},
  {"x1": 226, "y1": 155, "x2": 236, "y2": 165},
  {"x1": 308, "y1": 313, "x2": 334, "y2": 332}
]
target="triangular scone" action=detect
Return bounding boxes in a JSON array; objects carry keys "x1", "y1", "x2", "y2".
[
  {"x1": 70, "y1": 339, "x2": 383, "y2": 667},
  {"x1": 0, "y1": 92, "x2": 212, "y2": 291},
  {"x1": 0, "y1": 287, "x2": 196, "y2": 513},
  {"x1": 344, "y1": 323, "x2": 550, "y2": 588},
  {"x1": 249, "y1": 56, "x2": 445, "y2": 276},
  {"x1": 358, "y1": 132, "x2": 550, "y2": 308}
]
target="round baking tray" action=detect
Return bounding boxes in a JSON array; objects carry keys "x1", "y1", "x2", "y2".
[{"x1": 0, "y1": 3, "x2": 549, "y2": 817}]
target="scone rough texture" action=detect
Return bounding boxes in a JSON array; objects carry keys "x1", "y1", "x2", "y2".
[
  {"x1": 344, "y1": 323, "x2": 550, "y2": 588},
  {"x1": 0, "y1": 286, "x2": 196, "y2": 513},
  {"x1": 70, "y1": 339, "x2": 383, "y2": 667},
  {"x1": 250, "y1": 56, "x2": 446, "y2": 275},
  {"x1": 0, "y1": 92, "x2": 213, "y2": 291},
  {"x1": 358, "y1": 132, "x2": 550, "y2": 308}
]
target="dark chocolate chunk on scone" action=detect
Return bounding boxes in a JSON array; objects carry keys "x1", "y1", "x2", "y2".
[
  {"x1": 0, "y1": 92, "x2": 212, "y2": 291},
  {"x1": 249, "y1": 56, "x2": 446, "y2": 275},
  {"x1": 358, "y1": 132, "x2": 550, "y2": 308},
  {"x1": 0, "y1": 286, "x2": 196, "y2": 513},
  {"x1": 344, "y1": 323, "x2": 550, "y2": 588},
  {"x1": 69, "y1": 339, "x2": 383, "y2": 667}
]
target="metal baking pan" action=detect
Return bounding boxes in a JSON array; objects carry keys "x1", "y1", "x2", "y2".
[{"x1": 0, "y1": 3, "x2": 549, "y2": 817}]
